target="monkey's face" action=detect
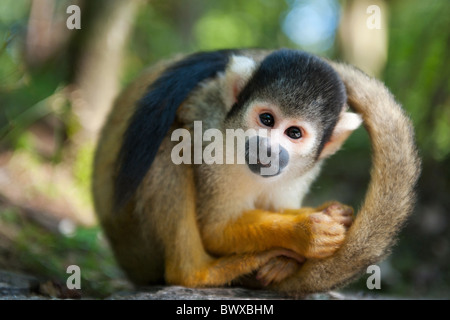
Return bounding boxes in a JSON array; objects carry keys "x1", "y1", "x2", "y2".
[
  {"x1": 221, "y1": 51, "x2": 362, "y2": 180},
  {"x1": 240, "y1": 102, "x2": 321, "y2": 179}
]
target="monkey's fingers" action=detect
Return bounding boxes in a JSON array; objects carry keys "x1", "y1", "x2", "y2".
[
  {"x1": 322, "y1": 202, "x2": 354, "y2": 228},
  {"x1": 256, "y1": 257, "x2": 302, "y2": 287},
  {"x1": 309, "y1": 213, "x2": 346, "y2": 235}
]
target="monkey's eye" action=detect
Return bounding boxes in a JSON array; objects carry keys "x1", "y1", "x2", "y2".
[
  {"x1": 259, "y1": 113, "x2": 275, "y2": 127},
  {"x1": 285, "y1": 126, "x2": 302, "y2": 139}
]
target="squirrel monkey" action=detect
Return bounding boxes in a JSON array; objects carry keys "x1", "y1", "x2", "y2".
[{"x1": 93, "y1": 49, "x2": 420, "y2": 294}]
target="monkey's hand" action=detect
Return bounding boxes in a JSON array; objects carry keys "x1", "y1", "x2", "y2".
[
  {"x1": 256, "y1": 202, "x2": 353, "y2": 286},
  {"x1": 301, "y1": 202, "x2": 354, "y2": 259},
  {"x1": 317, "y1": 201, "x2": 354, "y2": 228}
]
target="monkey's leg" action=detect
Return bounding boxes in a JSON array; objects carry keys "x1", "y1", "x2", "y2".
[
  {"x1": 202, "y1": 201, "x2": 354, "y2": 261},
  {"x1": 166, "y1": 249, "x2": 306, "y2": 287},
  {"x1": 163, "y1": 200, "x2": 304, "y2": 287}
]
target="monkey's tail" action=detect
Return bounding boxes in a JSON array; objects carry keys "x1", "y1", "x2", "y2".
[{"x1": 279, "y1": 63, "x2": 421, "y2": 294}]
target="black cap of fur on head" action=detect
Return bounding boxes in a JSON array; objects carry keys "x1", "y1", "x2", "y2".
[{"x1": 228, "y1": 49, "x2": 347, "y2": 155}]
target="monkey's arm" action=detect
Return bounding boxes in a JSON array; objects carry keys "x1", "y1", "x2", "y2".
[
  {"x1": 272, "y1": 63, "x2": 421, "y2": 294},
  {"x1": 201, "y1": 202, "x2": 353, "y2": 260}
]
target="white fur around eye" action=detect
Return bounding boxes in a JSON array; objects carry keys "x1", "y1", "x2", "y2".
[{"x1": 292, "y1": 121, "x2": 318, "y2": 156}]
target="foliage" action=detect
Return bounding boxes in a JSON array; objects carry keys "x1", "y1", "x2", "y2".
[{"x1": 0, "y1": 208, "x2": 126, "y2": 298}]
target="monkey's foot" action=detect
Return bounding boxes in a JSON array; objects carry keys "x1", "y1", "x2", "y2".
[{"x1": 256, "y1": 256, "x2": 304, "y2": 286}]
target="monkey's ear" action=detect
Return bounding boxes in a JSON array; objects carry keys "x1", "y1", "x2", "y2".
[
  {"x1": 319, "y1": 111, "x2": 363, "y2": 159},
  {"x1": 222, "y1": 55, "x2": 256, "y2": 109}
]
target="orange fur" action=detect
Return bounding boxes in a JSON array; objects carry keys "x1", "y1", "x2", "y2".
[{"x1": 202, "y1": 206, "x2": 349, "y2": 260}]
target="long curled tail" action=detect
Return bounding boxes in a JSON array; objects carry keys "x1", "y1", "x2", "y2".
[{"x1": 278, "y1": 63, "x2": 421, "y2": 294}]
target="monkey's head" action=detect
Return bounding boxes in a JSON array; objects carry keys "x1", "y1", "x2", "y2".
[
  {"x1": 222, "y1": 49, "x2": 362, "y2": 179},
  {"x1": 115, "y1": 49, "x2": 363, "y2": 209}
]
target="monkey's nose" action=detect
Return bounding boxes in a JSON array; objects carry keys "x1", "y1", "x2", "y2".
[{"x1": 245, "y1": 136, "x2": 289, "y2": 177}]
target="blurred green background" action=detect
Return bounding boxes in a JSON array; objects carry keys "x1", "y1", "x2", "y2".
[{"x1": 0, "y1": 0, "x2": 448, "y2": 298}]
